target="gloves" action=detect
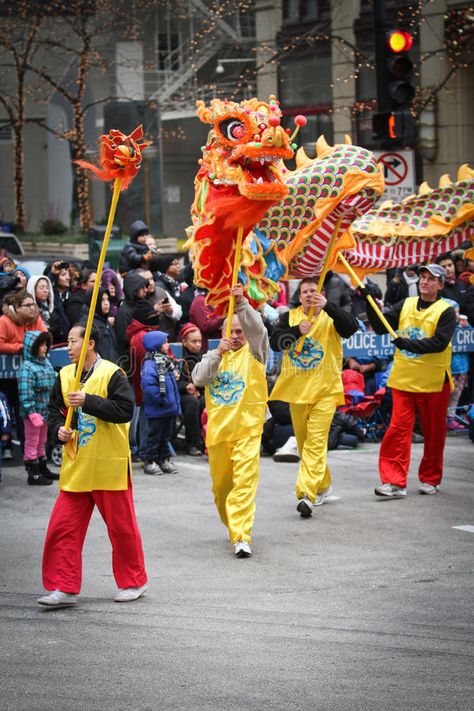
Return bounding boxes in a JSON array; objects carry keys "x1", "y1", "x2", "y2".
[
  {"x1": 393, "y1": 337, "x2": 414, "y2": 352},
  {"x1": 358, "y1": 286, "x2": 369, "y2": 298},
  {"x1": 28, "y1": 412, "x2": 44, "y2": 428}
]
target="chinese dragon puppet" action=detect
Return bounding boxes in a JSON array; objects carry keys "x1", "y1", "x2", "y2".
[{"x1": 187, "y1": 96, "x2": 474, "y2": 314}]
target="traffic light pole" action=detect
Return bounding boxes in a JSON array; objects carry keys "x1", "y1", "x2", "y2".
[{"x1": 373, "y1": 0, "x2": 390, "y2": 114}]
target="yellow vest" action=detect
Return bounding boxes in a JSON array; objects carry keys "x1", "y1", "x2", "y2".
[
  {"x1": 388, "y1": 297, "x2": 454, "y2": 393},
  {"x1": 59, "y1": 360, "x2": 131, "y2": 492},
  {"x1": 270, "y1": 306, "x2": 345, "y2": 405},
  {"x1": 205, "y1": 343, "x2": 267, "y2": 447}
]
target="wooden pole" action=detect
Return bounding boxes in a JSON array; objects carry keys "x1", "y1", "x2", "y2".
[
  {"x1": 64, "y1": 177, "x2": 123, "y2": 429},
  {"x1": 337, "y1": 252, "x2": 397, "y2": 339},
  {"x1": 225, "y1": 225, "x2": 245, "y2": 339}
]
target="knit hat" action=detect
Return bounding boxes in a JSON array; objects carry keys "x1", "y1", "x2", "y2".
[
  {"x1": 157, "y1": 255, "x2": 177, "y2": 274},
  {"x1": 143, "y1": 330, "x2": 169, "y2": 352},
  {"x1": 14, "y1": 265, "x2": 31, "y2": 280},
  {"x1": 178, "y1": 322, "x2": 201, "y2": 341}
]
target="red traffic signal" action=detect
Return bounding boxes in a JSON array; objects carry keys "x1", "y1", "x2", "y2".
[{"x1": 387, "y1": 30, "x2": 413, "y2": 53}]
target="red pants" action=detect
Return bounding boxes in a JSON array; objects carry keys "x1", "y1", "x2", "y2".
[
  {"x1": 379, "y1": 382, "x2": 450, "y2": 488},
  {"x1": 42, "y1": 484, "x2": 147, "y2": 594}
]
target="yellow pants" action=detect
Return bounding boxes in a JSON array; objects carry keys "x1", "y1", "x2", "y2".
[
  {"x1": 290, "y1": 396, "x2": 339, "y2": 502},
  {"x1": 207, "y1": 435, "x2": 261, "y2": 545}
]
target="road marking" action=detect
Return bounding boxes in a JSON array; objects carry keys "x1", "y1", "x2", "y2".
[{"x1": 452, "y1": 525, "x2": 474, "y2": 533}]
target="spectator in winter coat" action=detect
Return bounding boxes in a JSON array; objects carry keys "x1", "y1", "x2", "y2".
[
  {"x1": 17, "y1": 330, "x2": 57, "y2": 486},
  {"x1": 118, "y1": 220, "x2": 160, "y2": 274},
  {"x1": 134, "y1": 268, "x2": 182, "y2": 340},
  {"x1": 141, "y1": 331, "x2": 181, "y2": 475},
  {"x1": 189, "y1": 289, "x2": 224, "y2": 352},
  {"x1": 47, "y1": 261, "x2": 72, "y2": 344},
  {"x1": 177, "y1": 323, "x2": 205, "y2": 456},
  {"x1": 27, "y1": 275, "x2": 55, "y2": 329},
  {"x1": 13, "y1": 265, "x2": 30, "y2": 292},
  {"x1": 101, "y1": 268, "x2": 124, "y2": 317},
  {"x1": 0, "y1": 291, "x2": 47, "y2": 353},
  {"x1": 65, "y1": 268, "x2": 96, "y2": 325},
  {"x1": 114, "y1": 273, "x2": 148, "y2": 374},
  {"x1": 178, "y1": 263, "x2": 196, "y2": 325},
  {"x1": 80, "y1": 288, "x2": 118, "y2": 362},
  {"x1": 154, "y1": 255, "x2": 182, "y2": 301},
  {"x1": 384, "y1": 267, "x2": 419, "y2": 306}
]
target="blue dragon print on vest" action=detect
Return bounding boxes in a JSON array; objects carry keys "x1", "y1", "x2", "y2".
[
  {"x1": 288, "y1": 337, "x2": 324, "y2": 370},
  {"x1": 397, "y1": 326, "x2": 427, "y2": 359},
  {"x1": 210, "y1": 370, "x2": 245, "y2": 406},
  {"x1": 77, "y1": 410, "x2": 97, "y2": 448}
]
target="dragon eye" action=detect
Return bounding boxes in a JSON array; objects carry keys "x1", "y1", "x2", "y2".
[{"x1": 219, "y1": 119, "x2": 246, "y2": 141}]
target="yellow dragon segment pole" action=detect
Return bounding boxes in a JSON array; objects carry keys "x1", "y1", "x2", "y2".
[
  {"x1": 337, "y1": 252, "x2": 398, "y2": 339},
  {"x1": 225, "y1": 225, "x2": 245, "y2": 340},
  {"x1": 294, "y1": 215, "x2": 343, "y2": 356},
  {"x1": 64, "y1": 177, "x2": 123, "y2": 429}
]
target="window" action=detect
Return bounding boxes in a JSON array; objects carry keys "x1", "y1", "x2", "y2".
[{"x1": 283, "y1": 0, "x2": 319, "y2": 23}]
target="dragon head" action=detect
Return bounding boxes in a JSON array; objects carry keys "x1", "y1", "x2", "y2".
[{"x1": 196, "y1": 96, "x2": 294, "y2": 201}]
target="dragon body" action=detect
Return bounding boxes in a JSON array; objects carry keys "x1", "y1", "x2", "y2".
[{"x1": 188, "y1": 98, "x2": 474, "y2": 311}]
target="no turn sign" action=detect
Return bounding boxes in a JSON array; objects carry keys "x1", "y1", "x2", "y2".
[{"x1": 374, "y1": 149, "x2": 415, "y2": 201}]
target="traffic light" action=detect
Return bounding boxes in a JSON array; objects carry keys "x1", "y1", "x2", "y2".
[
  {"x1": 385, "y1": 30, "x2": 415, "y2": 108},
  {"x1": 372, "y1": 19, "x2": 416, "y2": 145}
]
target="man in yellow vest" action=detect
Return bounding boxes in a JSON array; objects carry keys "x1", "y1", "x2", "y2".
[
  {"x1": 37, "y1": 324, "x2": 148, "y2": 608},
  {"x1": 192, "y1": 284, "x2": 268, "y2": 558},
  {"x1": 365, "y1": 264, "x2": 456, "y2": 498},
  {"x1": 269, "y1": 277, "x2": 359, "y2": 518}
]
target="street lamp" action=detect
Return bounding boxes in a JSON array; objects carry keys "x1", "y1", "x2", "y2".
[
  {"x1": 142, "y1": 145, "x2": 159, "y2": 229},
  {"x1": 216, "y1": 58, "x2": 255, "y2": 74}
]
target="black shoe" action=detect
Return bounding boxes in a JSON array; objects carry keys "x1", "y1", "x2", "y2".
[
  {"x1": 158, "y1": 458, "x2": 178, "y2": 474},
  {"x1": 26, "y1": 459, "x2": 53, "y2": 486},
  {"x1": 187, "y1": 446, "x2": 202, "y2": 457},
  {"x1": 296, "y1": 496, "x2": 313, "y2": 518},
  {"x1": 38, "y1": 456, "x2": 59, "y2": 481}
]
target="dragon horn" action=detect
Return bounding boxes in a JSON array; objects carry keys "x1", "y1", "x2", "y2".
[
  {"x1": 438, "y1": 174, "x2": 452, "y2": 187},
  {"x1": 316, "y1": 135, "x2": 333, "y2": 158},
  {"x1": 195, "y1": 100, "x2": 214, "y2": 124},
  {"x1": 457, "y1": 164, "x2": 474, "y2": 181},
  {"x1": 418, "y1": 181, "x2": 432, "y2": 195},
  {"x1": 295, "y1": 146, "x2": 311, "y2": 168},
  {"x1": 344, "y1": 134, "x2": 352, "y2": 144}
]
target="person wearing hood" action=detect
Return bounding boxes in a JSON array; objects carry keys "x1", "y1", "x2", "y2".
[
  {"x1": 27, "y1": 275, "x2": 55, "y2": 328},
  {"x1": 80, "y1": 287, "x2": 118, "y2": 362},
  {"x1": 13, "y1": 265, "x2": 30, "y2": 292},
  {"x1": 114, "y1": 273, "x2": 148, "y2": 373},
  {"x1": 101, "y1": 267, "x2": 123, "y2": 317},
  {"x1": 141, "y1": 330, "x2": 181, "y2": 475},
  {"x1": 17, "y1": 330, "x2": 57, "y2": 485},
  {"x1": 119, "y1": 220, "x2": 157, "y2": 274}
]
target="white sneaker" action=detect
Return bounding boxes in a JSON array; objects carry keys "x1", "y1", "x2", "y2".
[
  {"x1": 313, "y1": 485, "x2": 333, "y2": 507},
  {"x1": 144, "y1": 461, "x2": 161, "y2": 475},
  {"x1": 234, "y1": 541, "x2": 252, "y2": 558},
  {"x1": 419, "y1": 483, "x2": 439, "y2": 495},
  {"x1": 114, "y1": 583, "x2": 149, "y2": 602},
  {"x1": 296, "y1": 496, "x2": 313, "y2": 517},
  {"x1": 37, "y1": 590, "x2": 78, "y2": 608},
  {"x1": 273, "y1": 436, "x2": 300, "y2": 462},
  {"x1": 374, "y1": 483, "x2": 407, "y2": 498}
]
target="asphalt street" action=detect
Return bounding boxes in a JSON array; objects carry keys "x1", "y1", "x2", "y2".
[{"x1": 1, "y1": 436, "x2": 473, "y2": 711}]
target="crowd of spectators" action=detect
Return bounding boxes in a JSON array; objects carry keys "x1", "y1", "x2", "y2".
[{"x1": 0, "y1": 217, "x2": 473, "y2": 487}]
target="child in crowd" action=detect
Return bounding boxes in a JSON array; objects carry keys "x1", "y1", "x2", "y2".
[
  {"x1": 141, "y1": 331, "x2": 181, "y2": 475},
  {"x1": 0, "y1": 391, "x2": 12, "y2": 484},
  {"x1": 17, "y1": 330, "x2": 57, "y2": 485}
]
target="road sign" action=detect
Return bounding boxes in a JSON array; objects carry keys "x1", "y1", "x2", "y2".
[{"x1": 374, "y1": 148, "x2": 415, "y2": 201}]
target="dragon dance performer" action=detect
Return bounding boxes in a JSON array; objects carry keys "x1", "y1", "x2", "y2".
[
  {"x1": 37, "y1": 325, "x2": 148, "y2": 608},
  {"x1": 364, "y1": 264, "x2": 456, "y2": 498},
  {"x1": 192, "y1": 284, "x2": 269, "y2": 558},
  {"x1": 270, "y1": 278, "x2": 359, "y2": 518}
]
